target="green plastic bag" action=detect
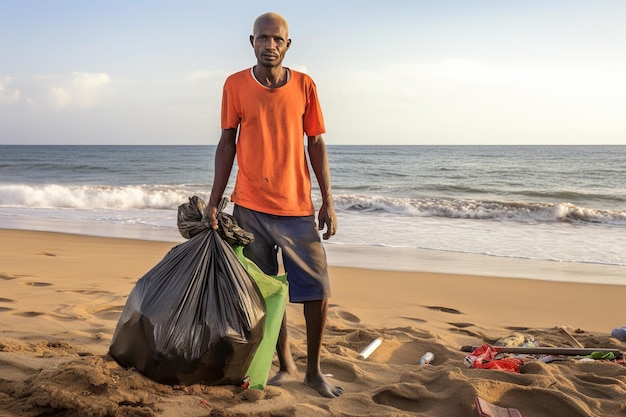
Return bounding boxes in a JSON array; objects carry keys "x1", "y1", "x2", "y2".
[{"x1": 235, "y1": 246, "x2": 288, "y2": 389}]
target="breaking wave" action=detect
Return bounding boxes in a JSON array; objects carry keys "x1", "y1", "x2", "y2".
[
  {"x1": 0, "y1": 184, "x2": 203, "y2": 210},
  {"x1": 334, "y1": 194, "x2": 626, "y2": 226},
  {"x1": 2, "y1": 184, "x2": 625, "y2": 227}
]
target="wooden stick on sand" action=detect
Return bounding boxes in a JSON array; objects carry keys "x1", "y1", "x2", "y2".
[{"x1": 557, "y1": 325, "x2": 585, "y2": 348}]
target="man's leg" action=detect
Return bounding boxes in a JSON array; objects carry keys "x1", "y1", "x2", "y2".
[
  {"x1": 270, "y1": 298, "x2": 343, "y2": 397},
  {"x1": 273, "y1": 215, "x2": 341, "y2": 397},
  {"x1": 303, "y1": 299, "x2": 343, "y2": 398}
]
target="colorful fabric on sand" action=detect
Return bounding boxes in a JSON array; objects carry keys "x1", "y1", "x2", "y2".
[{"x1": 464, "y1": 344, "x2": 524, "y2": 373}]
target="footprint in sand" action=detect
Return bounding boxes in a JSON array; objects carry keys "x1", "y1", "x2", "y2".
[
  {"x1": 0, "y1": 273, "x2": 20, "y2": 280},
  {"x1": 0, "y1": 298, "x2": 15, "y2": 313},
  {"x1": 448, "y1": 322, "x2": 480, "y2": 337},
  {"x1": 373, "y1": 386, "x2": 439, "y2": 414},
  {"x1": 23, "y1": 282, "x2": 53, "y2": 287},
  {"x1": 448, "y1": 322, "x2": 474, "y2": 328},
  {"x1": 319, "y1": 358, "x2": 361, "y2": 384},
  {"x1": 449, "y1": 327, "x2": 482, "y2": 338},
  {"x1": 336, "y1": 310, "x2": 361, "y2": 324},
  {"x1": 426, "y1": 306, "x2": 462, "y2": 314},
  {"x1": 93, "y1": 305, "x2": 125, "y2": 321},
  {"x1": 400, "y1": 316, "x2": 427, "y2": 323},
  {"x1": 51, "y1": 303, "x2": 125, "y2": 321},
  {"x1": 15, "y1": 311, "x2": 45, "y2": 317},
  {"x1": 494, "y1": 386, "x2": 590, "y2": 416},
  {"x1": 328, "y1": 304, "x2": 361, "y2": 323},
  {"x1": 51, "y1": 307, "x2": 85, "y2": 321},
  {"x1": 506, "y1": 326, "x2": 529, "y2": 331},
  {"x1": 68, "y1": 289, "x2": 115, "y2": 295}
]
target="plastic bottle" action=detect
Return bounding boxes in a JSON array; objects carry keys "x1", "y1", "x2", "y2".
[
  {"x1": 357, "y1": 337, "x2": 383, "y2": 360},
  {"x1": 419, "y1": 351, "x2": 435, "y2": 365},
  {"x1": 611, "y1": 327, "x2": 626, "y2": 341}
]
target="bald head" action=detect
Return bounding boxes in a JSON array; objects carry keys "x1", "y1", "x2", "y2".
[
  {"x1": 253, "y1": 12, "x2": 289, "y2": 37},
  {"x1": 250, "y1": 12, "x2": 291, "y2": 70}
]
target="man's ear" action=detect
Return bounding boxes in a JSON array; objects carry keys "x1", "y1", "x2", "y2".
[
  {"x1": 249, "y1": 35, "x2": 254, "y2": 47},
  {"x1": 286, "y1": 38, "x2": 291, "y2": 49}
]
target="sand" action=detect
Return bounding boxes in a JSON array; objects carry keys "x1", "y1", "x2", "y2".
[{"x1": 1, "y1": 229, "x2": 625, "y2": 417}]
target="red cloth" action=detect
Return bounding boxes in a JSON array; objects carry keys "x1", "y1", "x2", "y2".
[{"x1": 465, "y1": 344, "x2": 523, "y2": 373}]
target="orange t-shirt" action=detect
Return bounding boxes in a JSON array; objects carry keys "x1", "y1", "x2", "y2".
[{"x1": 221, "y1": 68, "x2": 326, "y2": 216}]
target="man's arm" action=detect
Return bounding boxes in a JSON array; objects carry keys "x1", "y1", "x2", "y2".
[
  {"x1": 204, "y1": 128, "x2": 237, "y2": 229},
  {"x1": 307, "y1": 134, "x2": 337, "y2": 240}
]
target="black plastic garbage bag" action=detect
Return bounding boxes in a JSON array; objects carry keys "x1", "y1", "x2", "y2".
[
  {"x1": 109, "y1": 222, "x2": 266, "y2": 385},
  {"x1": 177, "y1": 195, "x2": 208, "y2": 240},
  {"x1": 177, "y1": 195, "x2": 254, "y2": 246}
]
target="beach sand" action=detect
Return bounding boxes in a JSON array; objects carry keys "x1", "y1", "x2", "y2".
[{"x1": 1, "y1": 229, "x2": 625, "y2": 416}]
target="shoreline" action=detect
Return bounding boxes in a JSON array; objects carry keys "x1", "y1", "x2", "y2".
[
  {"x1": 325, "y1": 244, "x2": 626, "y2": 285},
  {"x1": 1, "y1": 216, "x2": 625, "y2": 285}
]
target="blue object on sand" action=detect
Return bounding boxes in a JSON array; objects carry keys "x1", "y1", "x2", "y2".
[{"x1": 611, "y1": 327, "x2": 626, "y2": 341}]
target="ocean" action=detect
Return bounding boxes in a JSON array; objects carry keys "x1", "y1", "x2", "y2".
[{"x1": 1, "y1": 145, "x2": 625, "y2": 284}]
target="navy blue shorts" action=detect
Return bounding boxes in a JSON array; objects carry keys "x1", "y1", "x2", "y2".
[{"x1": 233, "y1": 205, "x2": 331, "y2": 303}]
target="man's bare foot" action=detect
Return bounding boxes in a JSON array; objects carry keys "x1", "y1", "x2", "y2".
[
  {"x1": 267, "y1": 370, "x2": 295, "y2": 387},
  {"x1": 304, "y1": 373, "x2": 344, "y2": 398}
]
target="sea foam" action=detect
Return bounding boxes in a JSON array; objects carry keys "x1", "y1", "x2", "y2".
[
  {"x1": 333, "y1": 194, "x2": 626, "y2": 225},
  {"x1": 0, "y1": 184, "x2": 199, "y2": 210},
  {"x1": 3, "y1": 184, "x2": 625, "y2": 226}
]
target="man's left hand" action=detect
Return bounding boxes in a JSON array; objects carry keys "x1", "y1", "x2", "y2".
[{"x1": 318, "y1": 202, "x2": 337, "y2": 240}]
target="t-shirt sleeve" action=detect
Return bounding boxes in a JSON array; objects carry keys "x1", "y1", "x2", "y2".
[
  {"x1": 303, "y1": 80, "x2": 326, "y2": 137},
  {"x1": 221, "y1": 78, "x2": 241, "y2": 129}
]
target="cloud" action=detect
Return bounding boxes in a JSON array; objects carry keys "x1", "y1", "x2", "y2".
[
  {"x1": 0, "y1": 72, "x2": 112, "y2": 109},
  {"x1": 47, "y1": 87, "x2": 71, "y2": 109},
  {"x1": 46, "y1": 72, "x2": 111, "y2": 109},
  {"x1": 68, "y1": 72, "x2": 111, "y2": 108},
  {"x1": 0, "y1": 77, "x2": 20, "y2": 104}
]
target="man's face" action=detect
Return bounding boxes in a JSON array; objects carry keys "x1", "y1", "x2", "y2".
[{"x1": 250, "y1": 18, "x2": 291, "y2": 69}]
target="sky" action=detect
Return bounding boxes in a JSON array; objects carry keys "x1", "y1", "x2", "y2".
[{"x1": 1, "y1": 0, "x2": 625, "y2": 145}]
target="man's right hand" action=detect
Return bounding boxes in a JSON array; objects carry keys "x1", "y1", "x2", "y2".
[{"x1": 202, "y1": 204, "x2": 219, "y2": 230}]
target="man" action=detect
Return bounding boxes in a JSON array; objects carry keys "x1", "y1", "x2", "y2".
[{"x1": 203, "y1": 12, "x2": 343, "y2": 398}]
